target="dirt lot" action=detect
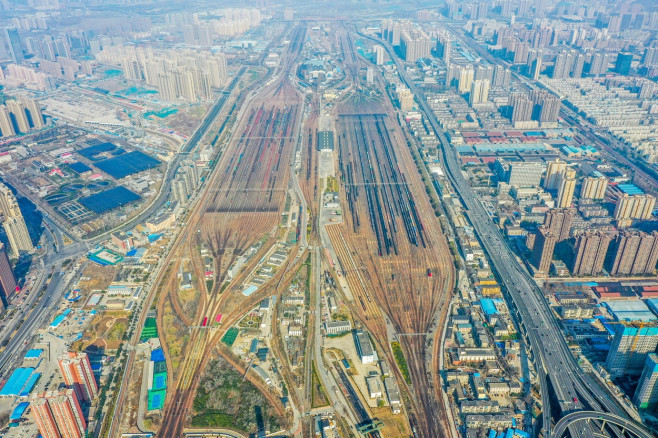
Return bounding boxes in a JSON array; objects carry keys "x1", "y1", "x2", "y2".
[
  {"x1": 77, "y1": 263, "x2": 118, "y2": 293},
  {"x1": 71, "y1": 311, "x2": 129, "y2": 352},
  {"x1": 164, "y1": 104, "x2": 211, "y2": 136}
]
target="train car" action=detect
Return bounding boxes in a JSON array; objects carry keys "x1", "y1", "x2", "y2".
[
  {"x1": 202, "y1": 317, "x2": 208, "y2": 327},
  {"x1": 427, "y1": 268, "x2": 432, "y2": 278}
]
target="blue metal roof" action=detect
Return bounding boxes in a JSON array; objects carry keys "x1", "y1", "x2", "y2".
[
  {"x1": 617, "y1": 184, "x2": 644, "y2": 195},
  {"x1": 480, "y1": 299, "x2": 498, "y2": 316},
  {"x1": 10, "y1": 402, "x2": 29, "y2": 420},
  {"x1": 24, "y1": 349, "x2": 43, "y2": 359},
  {"x1": 19, "y1": 373, "x2": 40, "y2": 397},
  {"x1": 0, "y1": 368, "x2": 35, "y2": 397}
]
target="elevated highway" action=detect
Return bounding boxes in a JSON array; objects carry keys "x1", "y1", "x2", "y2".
[{"x1": 552, "y1": 412, "x2": 654, "y2": 438}]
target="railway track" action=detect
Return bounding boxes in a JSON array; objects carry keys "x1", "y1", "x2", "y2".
[
  {"x1": 324, "y1": 42, "x2": 455, "y2": 435},
  {"x1": 157, "y1": 23, "x2": 308, "y2": 436}
]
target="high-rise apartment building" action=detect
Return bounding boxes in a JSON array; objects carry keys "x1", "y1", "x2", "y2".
[
  {"x1": 0, "y1": 98, "x2": 43, "y2": 139},
  {"x1": 556, "y1": 170, "x2": 576, "y2": 208},
  {"x1": 531, "y1": 227, "x2": 557, "y2": 274},
  {"x1": 458, "y1": 66, "x2": 474, "y2": 94},
  {"x1": 381, "y1": 19, "x2": 413, "y2": 46},
  {"x1": 469, "y1": 79, "x2": 490, "y2": 105},
  {"x1": 570, "y1": 231, "x2": 613, "y2": 276},
  {"x1": 553, "y1": 50, "x2": 576, "y2": 79},
  {"x1": 543, "y1": 159, "x2": 567, "y2": 190},
  {"x1": 437, "y1": 37, "x2": 451, "y2": 65},
  {"x1": 0, "y1": 243, "x2": 17, "y2": 303},
  {"x1": 31, "y1": 397, "x2": 61, "y2": 438},
  {"x1": 32, "y1": 389, "x2": 87, "y2": 438},
  {"x1": 605, "y1": 324, "x2": 658, "y2": 377},
  {"x1": 607, "y1": 230, "x2": 658, "y2": 276},
  {"x1": 0, "y1": 182, "x2": 33, "y2": 257},
  {"x1": 544, "y1": 208, "x2": 575, "y2": 241},
  {"x1": 634, "y1": 353, "x2": 658, "y2": 410},
  {"x1": 96, "y1": 46, "x2": 227, "y2": 103},
  {"x1": 400, "y1": 29, "x2": 431, "y2": 61},
  {"x1": 588, "y1": 52, "x2": 612, "y2": 77},
  {"x1": 530, "y1": 90, "x2": 560, "y2": 125},
  {"x1": 6, "y1": 100, "x2": 30, "y2": 133},
  {"x1": 373, "y1": 45, "x2": 385, "y2": 66},
  {"x1": 25, "y1": 98, "x2": 44, "y2": 129},
  {"x1": 510, "y1": 93, "x2": 533, "y2": 126},
  {"x1": 614, "y1": 194, "x2": 655, "y2": 224},
  {"x1": 0, "y1": 106, "x2": 15, "y2": 138},
  {"x1": 580, "y1": 176, "x2": 608, "y2": 200},
  {"x1": 58, "y1": 352, "x2": 99, "y2": 403},
  {"x1": 492, "y1": 65, "x2": 511, "y2": 87}
]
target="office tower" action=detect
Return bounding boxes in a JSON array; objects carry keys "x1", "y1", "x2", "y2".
[
  {"x1": 58, "y1": 352, "x2": 99, "y2": 403},
  {"x1": 32, "y1": 389, "x2": 87, "y2": 438},
  {"x1": 556, "y1": 170, "x2": 576, "y2": 208},
  {"x1": 607, "y1": 230, "x2": 658, "y2": 276},
  {"x1": 580, "y1": 176, "x2": 608, "y2": 200},
  {"x1": 437, "y1": 37, "x2": 450, "y2": 65},
  {"x1": 614, "y1": 194, "x2": 656, "y2": 223},
  {"x1": 6, "y1": 100, "x2": 29, "y2": 133},
  {"x1": 373, "y1": 45, "x2": 385, "y2": 66},
  {"x1": 634, "y1": 353, "x2": 658, "y2": 410},
  {"x1": 510, "y1": 93, "x2": 533, "y2": 125},
  {"x1": 544, "y1": 208, "x2": 575, "y2": 241},
  {"x1": 543, "y1": 159, "x2": 567, "y2": 190},
  {"x1": 615, "y1": 52, "x2": 633, "y2": 75},
  {"x1": 283, "y1": 8, "x2": 293, "y2": 20},
  {"x1": 458, "y1": 66, "x2": 474, "y2": 94},
  {"x1": 0, "y1": 182, "x2": 33, "y2": 257},
  {"x1": 531, "y1": 227, "x2": 557, "y2": 274},
  {"x1": 400, "y1": 29, "x2": 431, "y2": 61},
  {"x1": 0, "y1": 243, "x2": 17, "y2": 300},
  {"x1": 4, "y1": 28, "x2": 24, "y2": 64},
  {"x1": 507, "y1": 162, "x2": 544, "y2": 188},
  {"x1": 570, "y1": 231, "x2": 613, "y2": 276},
  {"x1": 0, "y1": 106, "x2": 16, "y2": 138},
  {"x1": 469, "y1": 79, "x2": 490, "y2": 105},
  {"x1": 366, "y1": 68, "x2": 374, "y2": 84},
  {"x1": 605, "y1": 324, "x2": 658, "y2": 377},
  {"x1": 25, "y1": 99, "x2": 44, "y2": 129}
]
